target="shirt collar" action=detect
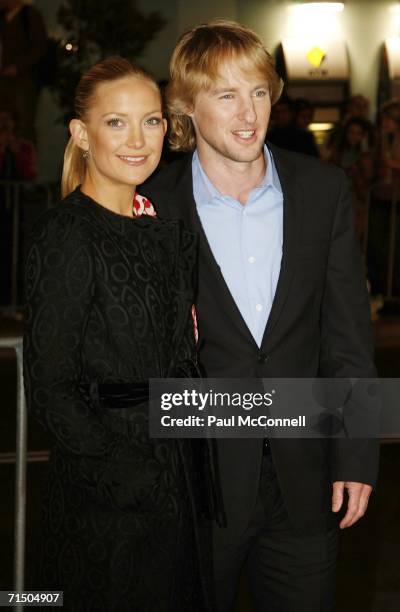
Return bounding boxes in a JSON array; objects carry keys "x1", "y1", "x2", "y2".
[{"x1": 192, "y1": 144, "x2": 282, "y2": 209}]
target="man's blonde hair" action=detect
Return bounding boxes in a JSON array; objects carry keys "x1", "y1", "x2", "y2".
[{"x1": 167, "y1": 19, "x2": 283, "y2": 152}]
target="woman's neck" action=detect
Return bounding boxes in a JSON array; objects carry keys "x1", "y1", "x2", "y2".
[{"x1": 81, "y1": 174, "x2": 136, "y2": 218}]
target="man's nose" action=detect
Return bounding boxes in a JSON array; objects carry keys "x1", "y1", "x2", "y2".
[{"x1": 238, "y1": 97, "x2": 257, "y2": 123}]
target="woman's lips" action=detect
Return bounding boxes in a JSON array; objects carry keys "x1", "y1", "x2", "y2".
[{"x1": 117, "y1": 155, "x2": 147, "y2": 165}]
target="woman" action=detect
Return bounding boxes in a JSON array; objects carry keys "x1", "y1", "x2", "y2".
[
  {"x1": 327, "y1": 117, "x2": 374, "y2": 242},
  {"x1": 23, "y1": 57, "x2": 215, "y2": 611}
]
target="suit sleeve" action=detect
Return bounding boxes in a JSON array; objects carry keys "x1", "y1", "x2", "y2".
[
  {"x1": 319, "y1": 172, "x2": 379, "y2": 486},
  {"x1": 23, "y1": 210, "x2": 117, "y2": 458}
]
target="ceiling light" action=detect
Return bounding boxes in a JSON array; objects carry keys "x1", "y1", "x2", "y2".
[{"x1": 298, "y1": 2, "x2": 344, "y2": 12}]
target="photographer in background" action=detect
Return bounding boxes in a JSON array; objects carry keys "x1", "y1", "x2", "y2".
[
  {"x1": 0, "y1": 110, "x2": 36, "y2": 181},
  {"x1": 0, "y1": 0, "x2": 47, "y2": 141},
  {"x1": 0, "y1": 108, "x2": 36, "y2": 306}
]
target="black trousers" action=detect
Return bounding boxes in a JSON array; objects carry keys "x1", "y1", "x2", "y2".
[{"x1": 213, "y1": 447, "x2": 338, "y2": 611}]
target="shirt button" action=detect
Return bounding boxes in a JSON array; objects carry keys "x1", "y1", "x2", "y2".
[
  {"x1": 248, "y1": 256, "x2": 256, "y2": 264},
  {"x1": 255, "y1": 303, "x2": 263, "y2": 312},
  {"x1": 258, "y1": 352, "x2": 268, "y2": 364}
]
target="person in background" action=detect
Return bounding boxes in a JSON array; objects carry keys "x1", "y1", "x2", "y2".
[
  {"x1": 293, "y1": 97, "x2": 314, "y2": 131},
  {"x1": 0, "y1": 110, "x2": 36, "y2": 180},
  {"x1": 267, "y1": 95, "x2": 319, "y2": 157},
  {"x1": 367, "y1": 98, "x2": 400, "y2": 297},
  {"x1": 327, "y1": 117, "x2": 373, "y2": 241},
  {"x1": 0, "y1": 108, "x2": 36, "y2": 306},
  {"x1": 0, "y1": 0, "x2": 47, "y2": 141},
  {"x1": 344, "y1": 94, "x2": 371, "y2": 124},
  {"x1": 328, "y1": 94, "x2": 376, "y2": 156}
]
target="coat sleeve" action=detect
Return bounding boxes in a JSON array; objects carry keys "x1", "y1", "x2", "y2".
[
  {"x1": 319, "y1": 171, "x2": 380, "y2": 486},
  {"x1": 23, "y1": 209, "x2": 117, "y2": 458}
]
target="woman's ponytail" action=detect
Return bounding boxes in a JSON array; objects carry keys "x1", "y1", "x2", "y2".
[{"x1": 61, "y1": 137, "x2": 87, "y2": 198}]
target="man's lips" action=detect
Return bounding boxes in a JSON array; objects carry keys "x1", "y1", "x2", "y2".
[
  {"x1": 117, "y1": 155, "x2": 147, "y2": 165},
  {"x1": 231, "y1": 129, "x2": 257, "y2": 142}
]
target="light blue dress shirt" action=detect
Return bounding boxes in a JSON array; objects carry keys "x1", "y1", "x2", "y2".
[{"x1": 192, "y1": 145, "x2": 283, "y2": 347}]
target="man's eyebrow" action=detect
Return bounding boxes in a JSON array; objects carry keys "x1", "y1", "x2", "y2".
[
  {"x1": 210, "y1": 83, "x2": 269, "y2": 95},
  {"x1": 210, "y1": 86, "x2": 239, "y2": 94}
]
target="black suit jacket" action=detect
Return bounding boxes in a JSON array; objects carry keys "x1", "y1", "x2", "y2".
[{"x1": 142, "y1": 144, "x2": 379, "y2": 534}]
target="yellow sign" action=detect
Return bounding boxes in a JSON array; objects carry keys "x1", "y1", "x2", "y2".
[{"x1": 306, "y1": 47, "x2": 327, "y2": 68}]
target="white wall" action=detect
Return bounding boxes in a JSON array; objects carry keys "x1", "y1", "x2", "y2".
[{"x1": 239, "y1": 0, "x2": 400, "y2": 119}]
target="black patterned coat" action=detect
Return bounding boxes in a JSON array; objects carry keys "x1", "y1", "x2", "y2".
[{"x1": 23, "y1": 188, "x2": 213, "y2": 612}]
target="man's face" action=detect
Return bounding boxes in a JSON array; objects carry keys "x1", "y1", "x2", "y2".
[{"x1": 187, "y1": 61, "x2": 271, "y2": 166}]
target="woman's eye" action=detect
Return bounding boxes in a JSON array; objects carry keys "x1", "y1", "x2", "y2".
[
  {"x1": 220, "y1": 94, "x2": 234, "y2": 100},
  {"x1": 107, "y1": 118, "x2": 123, "y2": 128},
  {"x1": 254, "y1": 90, "x2": 267, "y2": 98},
  {"x1": 146, "y1": 117, "x2": 162, "y2": 126}
]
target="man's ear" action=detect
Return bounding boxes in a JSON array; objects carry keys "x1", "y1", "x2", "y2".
[{"x1": 69, "y1": 119, "x2": 89, "y2": 152}]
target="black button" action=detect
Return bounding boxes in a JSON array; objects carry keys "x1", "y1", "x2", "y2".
[{"x1": 258, "y1": 352, "x2": 268, "y2": 364}]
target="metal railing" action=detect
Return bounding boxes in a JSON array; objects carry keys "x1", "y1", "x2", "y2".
[
  {"x1": 0, "y1": 337, "x2": 50, "y2": 611},
  {"x1": 0, "y1": 337, "x2": 26, "y2": 603}
]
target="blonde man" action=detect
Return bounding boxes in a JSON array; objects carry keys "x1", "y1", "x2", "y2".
[{"x1": 143, "y1": 20, "x2": 378, "y2": 612}]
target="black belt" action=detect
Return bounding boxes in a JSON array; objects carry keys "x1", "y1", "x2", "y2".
[
  {"x1": 88, "y1": 380, "x2": 149, "y2": 409},
  {"x1": 79, "y1": 358, "x2": 202, "y2": 409}
]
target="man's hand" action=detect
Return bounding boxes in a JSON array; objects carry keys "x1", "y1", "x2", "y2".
[{"x1": 332, "y1": 481, "x2": 373, "y2": 529}]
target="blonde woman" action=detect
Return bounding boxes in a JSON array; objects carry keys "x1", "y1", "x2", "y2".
[{"x1": 23, "y1": 57, "x2": 215, "y2": 611}]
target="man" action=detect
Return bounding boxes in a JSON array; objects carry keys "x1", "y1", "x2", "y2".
[
  {"x1": 142, "y1": 20, "x2": 378, "y2": 612},
  {"x1": 267, "y1": 96, "x2": 319, "y2": 157}
]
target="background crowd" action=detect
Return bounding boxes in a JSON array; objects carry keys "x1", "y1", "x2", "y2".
[{"x1": 1, "y1": 0, "x2": 400, "y2": 313}]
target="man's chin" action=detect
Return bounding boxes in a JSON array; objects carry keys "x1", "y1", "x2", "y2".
[{"x1": 226, "y1": 147, "x2": 264, "y2": 164}]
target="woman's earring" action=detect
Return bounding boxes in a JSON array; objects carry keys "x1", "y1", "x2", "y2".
[{"x1": 82, "y1": 150, "x2": 90, "y2": 160}]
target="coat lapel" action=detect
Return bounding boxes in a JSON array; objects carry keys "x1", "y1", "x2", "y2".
[
  {"x1": 156, "y1": 147, "x2": 302, "y2": 350},
  {"x1": 260, "y1": 145, "x2": 302, "y2": 350}
]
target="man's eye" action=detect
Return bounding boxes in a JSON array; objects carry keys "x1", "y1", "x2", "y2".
[
  {"x1": 146, "y1": 117, "x2": 161, "y2": 126},
  {"x1": 220, "y1": 94, "x2": 234, "y2": 100},
  {"x1": 107, "y1": 118, "x2": 123, "y2": 128},
  {"x1": 254, "y1": 90, "x2": 267, "y2": 98}
]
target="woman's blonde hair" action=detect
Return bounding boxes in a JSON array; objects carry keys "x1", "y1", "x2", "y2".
[
  {"x1": 167, "y1": 19, "x2": 283, "y2": 152},
  {"x1": 61, "y1": 56, "x2": 158, "y2": 198}
]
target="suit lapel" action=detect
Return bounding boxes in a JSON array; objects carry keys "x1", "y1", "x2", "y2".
[
  {"x1": 158, "y1": 148, "x2": 302, "y2": 350},
  {"x1": 260, "y1": 145, "x2": 301, "y2": 350},
  {"x1": 165, "y1": 155, "x2": 258, "y2": 346}
]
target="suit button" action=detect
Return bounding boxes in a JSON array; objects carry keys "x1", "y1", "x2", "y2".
[{"x1": 258, "y1": 352, "x2": 268, "y2": 364}]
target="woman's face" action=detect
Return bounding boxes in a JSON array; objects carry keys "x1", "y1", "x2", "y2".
[
  {"x1": 76, "y1": 76, "x2": 166, "y2": 189},
  {"x1": 381, "y1": 114, "x2": 399, "y2": 135}
]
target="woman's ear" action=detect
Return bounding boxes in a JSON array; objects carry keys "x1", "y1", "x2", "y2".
[
  {"x1": 69, "y1": 119, "x2": 89, "y2": 153},
  {"x1": 162, "y1": 117, "x2": 167, "y2": 135}
]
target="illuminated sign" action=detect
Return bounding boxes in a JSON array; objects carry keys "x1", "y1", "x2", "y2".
[
  {"x1": 281, "y1": 38, "x2": 348, "y2": 80},
  {"x1": 306, "y1": 47, "x2": 327, "y2": 68}
]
